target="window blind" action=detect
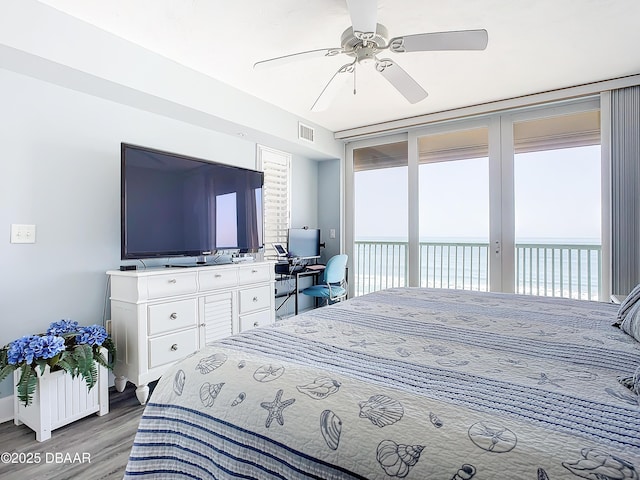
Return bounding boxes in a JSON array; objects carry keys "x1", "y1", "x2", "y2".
[
  {"x1": 610, "y1": 85, "x2": 640, "y2": 295},
  {"x1": 258, "y1": 145, "x2": 291, "y2": 257},
  {"x1": 353, "y1": 111, "x2": 600, "y2": 171}
]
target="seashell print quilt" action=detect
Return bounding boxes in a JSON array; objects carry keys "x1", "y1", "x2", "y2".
[{"x1": 125, "y1": 288, "x2": 640, "y2": 479}]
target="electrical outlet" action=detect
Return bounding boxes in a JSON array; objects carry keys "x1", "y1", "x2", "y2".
[
  {"x1": 11, "y1": 224, "x2": 36, "y2": 244},
  {"x1": 330, "y1": 229, "x2": 336, "y2": 239},
  {"x1": 106, "y1": 320, "x2": 112, "y2": 335}
]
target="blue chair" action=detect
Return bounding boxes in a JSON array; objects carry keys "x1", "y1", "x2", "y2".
[{"x1": 302, "y1": 254, "x2": 348, "y2": 307}]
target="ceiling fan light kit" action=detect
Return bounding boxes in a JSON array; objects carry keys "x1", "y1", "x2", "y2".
[{"x1": 254, "y1": 1, "x2": 488, "y2": 111}]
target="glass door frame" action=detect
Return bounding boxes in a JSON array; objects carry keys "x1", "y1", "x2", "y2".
[
  {"x1": 345, "y1": 96, "x2": 610, "y2": 300},
  {"x1": 410, "y1": 116, "x2": 502, "y2": 290},
  {"x1": 345, "y1": 133, "x2": 408, "y2": 298},
  {"x1": 500, "y1": 97, "x2": 608, "y2": 299}
]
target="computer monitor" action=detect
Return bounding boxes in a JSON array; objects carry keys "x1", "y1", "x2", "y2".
[{"x1": 287, "y1": 228, "x2": 320, "y2": 259}]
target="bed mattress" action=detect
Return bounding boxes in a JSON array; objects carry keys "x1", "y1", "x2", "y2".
[{"x1": 125, "y1": 288, "x2": 640, "y2": 479}]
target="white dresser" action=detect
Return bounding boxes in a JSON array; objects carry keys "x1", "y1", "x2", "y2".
[{"x1": 107, "y1": 261, "x2": 275, "y2": 404}]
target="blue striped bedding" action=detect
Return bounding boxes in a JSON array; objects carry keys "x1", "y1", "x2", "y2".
[{"x1": 125, "y1": 288, "x2": 640, "y2": 479}]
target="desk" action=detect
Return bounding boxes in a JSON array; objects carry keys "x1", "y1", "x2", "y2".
[{"x1": 275, "y1": 267, "x2": 324, "y2": 316}]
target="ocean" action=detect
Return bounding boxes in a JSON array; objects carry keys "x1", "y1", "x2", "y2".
[{"x1": 353, "y1": 238, "x2": 602, "y2": 301}]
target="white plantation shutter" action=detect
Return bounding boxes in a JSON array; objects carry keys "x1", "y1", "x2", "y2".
[{"x1": 257, "y1": 145, "x2": 291, "y2": 257}]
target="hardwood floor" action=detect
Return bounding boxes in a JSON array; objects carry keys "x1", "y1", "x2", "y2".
[{"x1": 0, "y1": 382, "x2": 152, "y2": 480}]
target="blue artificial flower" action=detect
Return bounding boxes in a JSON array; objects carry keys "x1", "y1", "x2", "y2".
[
  {"x1": 7, "y1": 334, "x2": 66, "y2": 365},
  {"x1": 6, "y1": 336, "x2": 34, "y2": 365},
  {"x1": 30, "y1": 335, "x2": 65, "y2": 360},
  {"x1": 76, "y1": 325, "x2": 108, "y2": 347},
  {"x1": 47, "y1": 319, "x2": 80, "y2": 336}
]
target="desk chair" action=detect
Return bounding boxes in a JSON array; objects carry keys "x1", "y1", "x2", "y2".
[{"x1": 301, "y1": 254, "x2": 348, "y2": 307}]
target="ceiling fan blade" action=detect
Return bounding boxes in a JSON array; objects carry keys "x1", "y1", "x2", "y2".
[
  {"x1": 311, "y1": 62, "x2": 356, "y2": 112},
  {"x1": 346, "y1": 0, "x2": 378, "y2": 40},
  {"x1": 389, "y1": 29, "x2": 488, "y2": 53},
  {"x1": 375, "y1": 58, "x2": 427, "y2": 104},
  {"x1": 254, "y1": 47, "x2": 343, "y2": 69}
]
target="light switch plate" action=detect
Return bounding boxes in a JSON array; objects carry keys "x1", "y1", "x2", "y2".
[{"x1": 11, "y1": 224, "x2": 36, "y2": 244}]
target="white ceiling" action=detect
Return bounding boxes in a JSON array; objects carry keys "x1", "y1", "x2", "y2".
[{"x1": 36, "y1": 0, "x2": 640, "y2": 133}]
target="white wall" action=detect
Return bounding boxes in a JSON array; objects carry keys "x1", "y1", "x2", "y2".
[{"x1": 0, "y1": 68, "x2": 326, "y2": 398}]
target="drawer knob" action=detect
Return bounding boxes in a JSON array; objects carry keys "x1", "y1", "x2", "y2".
[
  {"x1": 252, "y1": 269, "x2": 258, "y2": 273},
  {"x1": 170, "y1": 344, "x2": 178, "y2": 351},
  {"x1": 253, "y1": 296, "x2": 259, "y2": 302},
  {"x1": 168, "y1": 279, "x2": 177, "y2": 284},
  {"x1": 170, "y1": 313, "x2": 178, "y2": 320},
  {"x1": 214, "y1": 274, "x2": 222, "y2": 278},
  {"x1": 253, "y1": 321, "x2": 259, "y2": 327}
]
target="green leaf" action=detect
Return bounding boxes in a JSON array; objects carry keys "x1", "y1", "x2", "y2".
[
  {"x1": 72, "y1": 344, "x2": 96, "y2": 390},
  {"x1": 0, "y1": 363, "x2": 17, "y2": 383},
  {"x1": 47, "y1": 353, "x2": 61, "y2": 370},
  {"x1": 17, "y1": 365, "x2": 37, "y2": 407},
  {"x1": 102, "y1": 338, "x2": 117, "y2": 367},
  {"x1": 55, "y1": 354, "x2": 76, "y2": 376},
  {"x1": 93, "y1": 350, "x2": 110, "y2": 370},
  {"x1": 35, "y1": 359, "x2": 48, "y2": 376}
]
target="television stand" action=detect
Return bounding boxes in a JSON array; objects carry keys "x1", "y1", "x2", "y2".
[{"x1": 108, "y1": 261, "x2": 275, "y2": 404}]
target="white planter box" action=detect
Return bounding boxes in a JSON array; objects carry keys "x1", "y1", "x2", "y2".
[{"x1": 13, "y1": 360, "x2": 109, "y2": 442}]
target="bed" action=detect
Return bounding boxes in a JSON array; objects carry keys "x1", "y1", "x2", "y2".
[{"x1": 125, "y1": 288, "x2": 640, "y2": 479}]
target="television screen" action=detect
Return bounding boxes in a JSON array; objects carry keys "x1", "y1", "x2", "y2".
[
  {"x1": 287, "y1": 228, "x2": 320, "y2": 259},
  {"x1": 121, "y1": 143, "x2": 263, "y2": 259}
]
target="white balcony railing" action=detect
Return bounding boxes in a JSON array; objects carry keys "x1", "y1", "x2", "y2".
[
  {"x1": 354, "y1": 240, "x2": 602, "y2": 301},
  {"x1": 354, "y1": 241, "x2": 409, "y2": 294}
]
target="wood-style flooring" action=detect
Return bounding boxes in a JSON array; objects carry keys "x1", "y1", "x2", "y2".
[{"x1": 0, "y1": 382, "x2": 152, "y2": 480}]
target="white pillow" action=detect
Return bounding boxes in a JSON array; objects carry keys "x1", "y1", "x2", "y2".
[
  {"x1": 615, "y1": 283, "x2": 640, "y2": 327},
  {"x1": 620, "y1": 300, "x2": 640, "y2": 343}
]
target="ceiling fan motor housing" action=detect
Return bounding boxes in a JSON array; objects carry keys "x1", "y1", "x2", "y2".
[{"x1": 341, "y1": 23, "x2": 389, "y2": 64}]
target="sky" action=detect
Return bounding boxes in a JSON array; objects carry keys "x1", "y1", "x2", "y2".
[{"x1": 354, "y1": 145, "x2": 601, "y2": 243}]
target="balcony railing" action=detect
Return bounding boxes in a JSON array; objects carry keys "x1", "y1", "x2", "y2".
[
  {"x1": 354, "y1": 241, "x2": 409, "y2": 294},
  {"x1": 354, "y1": 240, "x2": 602, "y2": 301}
]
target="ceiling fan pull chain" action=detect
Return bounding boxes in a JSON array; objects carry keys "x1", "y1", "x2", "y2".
[{"x1": 353, "y1": 66, "x2": 357, "y2": 95}]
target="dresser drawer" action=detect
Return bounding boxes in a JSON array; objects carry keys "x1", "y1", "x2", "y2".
[
  {"x1": 199, "y1": 268, "x2": 238, "y2": 291},
  {"x1": 238, "y1": 264, "x2": 272, "y2": 285},
  {"x1": 148, "y1": 299, "x2": 197, "y2": 336},
  {"x1": 148, "y1": 329, "x2": 198, "y2": 369},
  {"x1": 239, "y1": 285, "x2": 271, "y2": 314},
  {"x1": 147, "y1": 272, "x2": 198, "y2": 299},
  {"x1": 239, "y1": 309, "x2": 273, "y2": 332}
]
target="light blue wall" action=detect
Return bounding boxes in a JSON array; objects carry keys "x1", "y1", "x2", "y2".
[
  {"x1": 318, "y1": 159, "x2": 342, "y2": 264},
  {"x1": 274, "y1": 157, "x2": 342, "y2": 318},
  {"x1": 0, "y1": 4, "x2": 345, "y2": 400},
  {"x1": 0, "y1": 68, "x2": 328, "y2": 398},
  {"x1": 291, "y1": 155, "x2": 319, "y2": 229}
]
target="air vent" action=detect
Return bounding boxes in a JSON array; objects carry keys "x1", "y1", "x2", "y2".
[{"x1": 298, "y1": 122, "x2": 315, "y2": 143}]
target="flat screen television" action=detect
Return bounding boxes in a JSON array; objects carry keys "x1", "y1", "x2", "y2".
[
  {"x1": 121, "y1": 143, "x2": 264, "y2": 260},
  {"x1": 287, "y1": 228, "x2": 321, "y2": 259}
]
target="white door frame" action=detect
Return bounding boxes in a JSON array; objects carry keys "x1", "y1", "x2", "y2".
[{"x1": 344, "y1": 96, "x2": 608, "y2": 299}]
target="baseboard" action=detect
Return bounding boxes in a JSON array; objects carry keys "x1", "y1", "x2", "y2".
[{"x1": 0, "y1": 395, "x2": 13, "y2": 424}]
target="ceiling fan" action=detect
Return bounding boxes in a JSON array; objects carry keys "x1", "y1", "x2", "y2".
[
  {"x1": 254, "y1": 0, "x2": 488, "y2": 111},
  {"x1": 254, "y1": 1, "x2": 488, "y2": 111}
]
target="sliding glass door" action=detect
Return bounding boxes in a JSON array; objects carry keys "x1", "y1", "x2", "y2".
[
  {"x1": 346, "y1": 98, "x2": 605, "y2": 300},
  {"x1": 417, "y1": 127, "x2": 490, "y2": 290},
  {"x1": 352, "y1": 140, "x2": 408, "y2": 296},
  {"x1": 512, "y1": 109, "x2": 602, "y2": 300}
]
